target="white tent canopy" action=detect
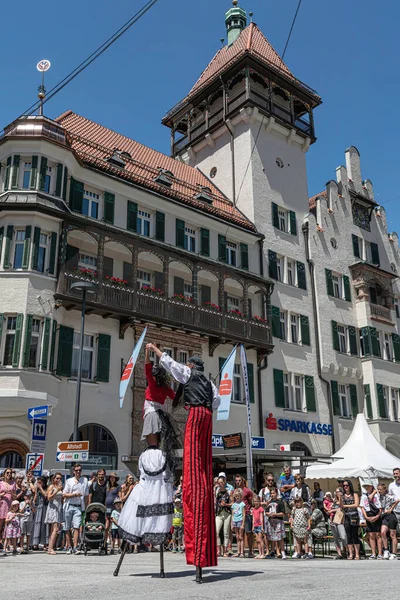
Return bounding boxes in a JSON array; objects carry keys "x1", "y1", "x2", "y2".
[{"x1": 306, "y1": 413, "x2": 400, "y2": 479}]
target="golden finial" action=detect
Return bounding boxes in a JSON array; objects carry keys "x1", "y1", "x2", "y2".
[{"x1": 232, "y1": 0, "x2": 238, "y2": 6}]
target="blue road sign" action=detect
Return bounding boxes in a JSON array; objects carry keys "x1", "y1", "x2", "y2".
[
  {"x1": 28, "y1": 405, "x2": 49, "y2": 420},
  {"x1": 212, "y1": 435, "x2": 224, "y2": 448},
  {"x1": 32, "y1": 419, "x2": 47, "y2": 442},
  {"x1": 251, "y1": 436, "x2": 266, "y2": 450},
  {"x1": 25, "y1": 453, "x2": 44, "y2": 477}
]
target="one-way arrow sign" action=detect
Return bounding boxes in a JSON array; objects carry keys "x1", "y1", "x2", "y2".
[{"x1": 28, "y1": 405, "x2": 50, "y2": 420}]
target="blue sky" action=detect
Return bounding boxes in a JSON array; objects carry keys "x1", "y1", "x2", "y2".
[{"x1": 1, "y1": 0, "x2": 399, "y2": 231}]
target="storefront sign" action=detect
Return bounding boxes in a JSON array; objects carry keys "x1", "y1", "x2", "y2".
[
  {"x1": 222, "y1": 433, "x2": 243, "y2": 450},
  {"x1": 212, "y1": 434, "x2": 266, "y2": 449},
  {"x1": 265, "y1": 413, "x2": 333, "y2": 436}
]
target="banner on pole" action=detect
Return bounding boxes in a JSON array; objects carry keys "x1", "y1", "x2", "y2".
[
  {"x1": 216, "y1": 345, "x2": 237, "y2": 421},
  {"x1": 119, "y1": 327, "x2": 147, "y2": 408},
  {"x1": 240, "y1": 344, "x2": 254, "y2": 489}
]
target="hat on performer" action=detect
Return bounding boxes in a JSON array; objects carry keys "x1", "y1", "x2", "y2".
[{"x1": 188, "y1": 356, "x2": 204, "y2": 371}]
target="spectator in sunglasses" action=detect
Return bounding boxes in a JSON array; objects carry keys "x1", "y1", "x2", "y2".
[{"x1": 63, "y1": 465, "x2": 89, "y2": 554}]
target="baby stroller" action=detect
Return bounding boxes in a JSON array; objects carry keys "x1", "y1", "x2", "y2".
[{"x1": 82, "y1": 503, "x2": 108, "y2": 555}]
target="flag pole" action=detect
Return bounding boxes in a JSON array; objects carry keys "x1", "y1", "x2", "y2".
[{"x1": 240, "y1": 345, "x2": 254, "y2": 490}]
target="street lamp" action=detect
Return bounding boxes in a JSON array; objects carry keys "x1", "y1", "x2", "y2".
[{"x1": 70, "y1": 280, "x2": 98, "y2": 441}]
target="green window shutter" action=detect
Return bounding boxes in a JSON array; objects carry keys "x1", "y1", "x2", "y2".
[
  {"x1": 41, "y1": 317, "x2": 51, "y2": 370},
  {"x1": 200, "y1": 284, "x2": 211, "y2": 305},
  {"x1": 0, "y1": 314, "x2": 3, "y2": 344},
  {"x1": 331, "y1": 320, "x2": 340, "y2": 351},
  {"x1": 370, "y1": 242, "x2": 380, "y2": 266},
  {"x1": 343, "y1": 275, "x2": 351, "y2": 301},
  {"x1": 297, "y1": 261, "x2": 307, "y2": 290},
  {"x1": 174, "y1": 276, "x2": 184, "y2": 296},
  {"x1": 349, "y1": 384, "x2": 358, "y2": 417},
  {"x1": 218, "y1": 235, "x2": 227, "y2": 262},
  {"x1": 240, "y1": 243, "x2": 249, "y2": 270},
  {"x1": 69, "y1": 177, "x2": 84, "y2": 213},
  {"x1": 66, "y1": 244, "x2": 79, "y2": 271},
  {"x1": 248, "y1": 363, "x2": 255, "y2": 403},
  {"x1": 361, "y1": 327, "x2": 371, "y2": 356},
  {"x1": 96, "y1": 334, "x2": 111, "y2": 382},
  {"x1": 325, "y1": 269, "x2": 334, "y2": 296},
  {"x1": 271, "y1": 306, "x2": 281, "y2": 339},
  {"x1": 29, "y1": 156, "x2": 38, "y2": 189},
  {"x1": 48, "y1": 232, "x2": 58, "y2": 275},
  {"x1": 370, "y1": 327, "x2": 381, "y2": 357},
  {"x1": 289, "y1": 211, "x2": 297, "y2": 235},
  {"x1": 38, "y1": 156, "x2": 48, "y2": 191},
  {"x1": 62, "y1": 167, "x2": 68, "y2": 200},
  {"x1": 12, "y1": 314, "x2": 24, "y2": 367},
  {"x1": 376, "y1": 384, "x2": 387, "y2": 419},
  {"x1": 55, "y1": 163, "x2": 63, "y2": 196},
  {"x1": 300, "y1": 315, "x2": 310, "y2": 346},
  {"x1": 4, "y1": 156, "x2": 11, "y2": 190},
  {"x1": 3, "y1": 225, "x2": 13, "y2": 269},
  {"x1": 272, "y1": 202, "x2": 279, "y2": 228},
  {"x1": 126, "y1": 201, "x2": 138, "y2": 232},
  {"x1": 31, "y1": 227, "x2": 41, "y2": 271},
  {"x1": 268, "y1": 250, "x2": 278, "y2": 280},
  {"x1": 154, "y1": 271, "x2": 164, "y2": 291},
  {"x1": 200, "y1": 228, "x2": 210, "y2": 256},
  {"x1": 22, "y1": 315, "x2": 33, "y2": 368},
  {"x1": 176, "y1": 219, "x2": 185, "y2": 249},
  {"x1": 56, "y1": 325, "x2": 74, "y2": 377},
  {"x1": 22, "y1": 226, "x2": 32, "y2": 270},
  {"x1": 123, "y1": 262, "x2": 133, "y2": 287},
  {"x1": 392, "y1": 333, "x2": 400, "y2": 362},
  {"x1": 104, "y1": 192, "x2": 115, "y2": 225},
  {"x1": 103, "y1": 256, "x2": 114, "y2": 280},
  {"x1": 352, "y1": 234, "x2": 360, "y2": 258},
  {"x1": 305, "y1": 375, "x2": 316, "y2": 412},
  {"x1": 273, "y1": 369, "x2": 285, "y2": 408},
  {"x1": 11, "y1": 155, "x2": 20, "y2": 189},
  {"x1": 331, "y1": 380, "x2": 340, "y2": 416},
  {"x1": 49, "y1": 320, "x2": 57, "y2": 372},
  {"x1": 0, "y1": 227, "x2": 3, "y2": 265},
  {"x1": 155, "y1": 211, "x2": 165, "y2": 241},
  {"x1": 364, "y1": 384, "x2": 373, "y2": 419},
  {"x1": 349, "y1": 326, "x2": 358, "y2": 355}
]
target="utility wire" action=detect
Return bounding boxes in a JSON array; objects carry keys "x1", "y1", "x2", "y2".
[{"x1": 235, "y1": 0, "x2": 303, "y2": 207}]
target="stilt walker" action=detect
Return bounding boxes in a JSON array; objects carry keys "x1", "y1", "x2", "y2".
[{"x1": 148, "y1": 344, "x2": 220, "y2": 584}]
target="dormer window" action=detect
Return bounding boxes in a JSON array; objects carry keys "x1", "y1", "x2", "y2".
[
  {"x1": 154, "y1": 168, "x2": 173, "y2": 187},
  {"x1": 194, "y1": 186, "x2": 213, "y2": 204},
  {"x1": 106, "y1": 150, "x2": 126, "y2": 169}
]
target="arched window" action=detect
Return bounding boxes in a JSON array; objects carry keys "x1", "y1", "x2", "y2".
[
  {"x1": 290, "y1": 441, "x2": 311, "y2": 457},
  {"x1": 69, "y1": 424, "x2": 118, "y2": 470},
  {"x1": 0, "y1": 452, "x2": 24, "y2": 469}
]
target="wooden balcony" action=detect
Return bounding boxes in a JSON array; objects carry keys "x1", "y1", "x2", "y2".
[
  {"x1": 370, "y1": 303, "x2": 393, "y2": 325},
  {"x1": 56, "y1": 272, "x2": 273, "y2": 354}
]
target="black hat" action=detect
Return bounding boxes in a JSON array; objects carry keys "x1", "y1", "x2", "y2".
[{"x1": 188, "y1": 356, "x2": 204, "y2": 371}]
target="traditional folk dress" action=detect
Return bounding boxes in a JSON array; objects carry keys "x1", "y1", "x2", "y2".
[{"x1": 160, "y1": 353, "x2": 220, "y2": 568}]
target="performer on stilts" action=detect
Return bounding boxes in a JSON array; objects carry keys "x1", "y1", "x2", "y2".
[
  {"x1": 147, "y1": 343, "x2": 220, "y2": 584},
  {"x1": 115, "y1": 346, "x2": 177, "y2": 577}
]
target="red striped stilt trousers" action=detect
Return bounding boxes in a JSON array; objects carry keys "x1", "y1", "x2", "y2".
[{"x1": 182, "y1": 406, "x2": 217, "y2": 568}]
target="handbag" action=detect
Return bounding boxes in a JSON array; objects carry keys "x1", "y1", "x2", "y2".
[
  {"x1": 366, "y1": 500, "x2": 380, "y2": 517},
  {"x1": 333, "y1": 508, "x2": 344, "y2": 525}
]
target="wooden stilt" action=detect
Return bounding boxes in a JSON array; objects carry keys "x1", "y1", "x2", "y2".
[
  {"x1": 195, "y1": 566, "x2": 202, "y2": 584},
  {"x1": 160, "y1": 544, "x2": 165, "y2": 578},
  {"x1": 113, "y1": 540, "x2": 128, "y2": 577}
]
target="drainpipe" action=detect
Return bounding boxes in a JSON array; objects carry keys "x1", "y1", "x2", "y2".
[
  {"x1": 256, "y1": 238, "x2": 269, "y2": 436},
  {"x1": 302, "y1": 222, "x2": 336, "y2": 454},
  {"x1": 225, "y1": 119, "x2": 236, "y2": 205}
]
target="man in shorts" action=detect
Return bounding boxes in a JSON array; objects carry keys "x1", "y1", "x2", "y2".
[
  {"x1": 234, "y1": 474, "x2": 254, "y2": 558},
  {"x1": 63, "y1": 464, "x2": 89, "y2": 554},
  {"x1": 378, "y1": 482, "x2": 399, "y2": 559}
]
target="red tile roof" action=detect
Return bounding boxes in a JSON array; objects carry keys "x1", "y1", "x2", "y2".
[
  {"x1": 309, "y1": 190, "x2": 327, "y2": 212},
  {"x1": 55, "y1": 111, "x2": 256, "y2": 232}
]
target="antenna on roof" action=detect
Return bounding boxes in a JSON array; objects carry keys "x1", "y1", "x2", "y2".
[
  {"x1": 249, "y1": 11, "x2": 254, "y2": 22},
  {"x1": 36, "y1": 59, "x2": 51, "y2": 116}
]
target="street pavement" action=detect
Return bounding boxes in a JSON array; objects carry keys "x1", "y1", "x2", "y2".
[{"x1": 1, "y1": 552, "x2": 398, "y2": 598}]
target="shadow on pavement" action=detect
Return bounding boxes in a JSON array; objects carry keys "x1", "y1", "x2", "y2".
[{"x1": 130, "y1": 569, "x2": 263, "y2": 582}]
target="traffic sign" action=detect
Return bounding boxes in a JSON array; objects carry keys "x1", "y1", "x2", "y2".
[
  {"x1": 28, "y1": 405, "x2": 50, "y2": 420},
  {"x1": 56, "y1": 451, "x2": 89, "y2": 462},
  {"x1": 25, "y1": 453, "x2": 44, "y2": 476},
  {"x1": 32, "y1": 419, "x2": 47, "y2": 442},
  {"x1": 30, "y1": 441, "x2": 46, "y2": 453},
  {"x1": 57, "y1": 441, "x2": 89, "y2": 452}
]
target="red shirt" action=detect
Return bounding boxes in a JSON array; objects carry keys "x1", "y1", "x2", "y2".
[
  {"x1": 145, "y1": 363, "x2": 175, "y2": 405},
  {"x1": 241, "y1": 486, "x2": 253, "y2": 515},
  {"x1": 252, "y1": 506, "x2": 264, "y2": 528}
]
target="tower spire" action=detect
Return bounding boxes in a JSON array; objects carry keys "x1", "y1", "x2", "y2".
[
  {"x1": 36, "y1": 59, "x2": 51, "y2": 116},
  {"x1": 225, "y1": 1, "x2": 247, "y2": 46}
]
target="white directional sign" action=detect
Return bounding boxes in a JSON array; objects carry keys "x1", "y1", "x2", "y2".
[
  {"x1": 28, "y1": 405, "x2": 51, "y2": 420},
  {"x1": 56, "y1": 451, "x2": 89, "y2": 463}
]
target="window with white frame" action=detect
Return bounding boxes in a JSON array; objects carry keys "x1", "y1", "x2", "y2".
[
  {"x1": 227, "y1": 295, "x2": 240, "y2": 313},
  {"x1": 179, "y1": 350, "x2": 188, "y2": 364},
  {"x1": 294, "y1": 375, "x2": 303, "y2": 411},
  {"x1": 332, "y1": 272, "x2": 342, "y2": 299},
  {"x1": 2, "y1": 317, "x2": 17, "y2": 366},
  {"x1": 337, "y1": 324, "x2": 347, "y2": 354},
  {"x1": 71, "y1": 332, "x2": 95, "y2": 380},
  {"x1": 36, "y1": 233, "x2": 49, "y2": 273},
  {"x1": 290, "y1": 314, "x2": 299, "y2": 344},
  {"x1": 184, "y1": 227, "x2": 196, "y2": 252},
  {"x1": 83, "y1": 189, "x2": 100, "y2": 219},
  {"x1": 282, "y1": 372, "x2": 304, "y2": 411},
  {"x1": 22, "y1": 162, "x2": 32, "y2": 189},
  {"x1": 394, "y1": 298, "x2": 399, "y2": 319},
  {"x1": 276, "y1": 255, "x2": 284, "y2": 282},
  {"x1": 383, "y1": 333, "x2": 392, "y2": 361},
  {"x1": 78, "y1": 254, "x2": 97, "y2": 272},
  {"x1": 233, "y1": 363, "x2": 244, "y2": 403},
  {"x1": 278, "y1": 209, "x2": 287, "y2": 233},
  {"x1": 280, "y1": 311, "x2": 287, "y2": 341},
  {"x1": 27, "y1": 319, "x2": 42, "y2": 368},
  {"x1": 287, "y1": 259, "x2": 294, "y2": 286},
  {"x1": 283, "y1": 372, "x2": 290, "y2": 408},
  {"x1": 391, "y1": 388, "x2": 399, "y2": 421},
  {"x1": 137, "y1": 269, "x2": 151, "y2": 290},
  {"x1": 381, "y1": 386, "x2": 389, "y2": 419},
  {"x1": 163, "y1": 348, "x2": 173, "y2": 357},
  {"x1": 184, "y1": 283, "x2": 192, "y2": 300},
  {"x1": 137, "y1": 210, "x2": 151, "y2": 237},
  {"x1": 226, "y1": 242, "x2": 237, "y2": 267},
  {"x1": 339, "y1": 384, "x2": 350, "y2": 418},
  {"x1": 13, "y1": 230, "x2": 26, "y2": 269}
]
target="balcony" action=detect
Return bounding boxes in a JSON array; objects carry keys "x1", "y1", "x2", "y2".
[
  {"x1": 56, "y1": 272, "x2": 273, "y2": 353},
  {"x1": 370, "y1": 303, "x2": 393, "y2": 325}
]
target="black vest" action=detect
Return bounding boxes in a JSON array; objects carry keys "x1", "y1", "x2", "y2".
[{"x1": 175, "y1": 368, "x2": 213, "y2": 410}]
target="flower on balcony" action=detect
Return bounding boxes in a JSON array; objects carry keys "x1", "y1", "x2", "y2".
[
  {"x1": 173, "y1": 294, "x2": 193, "y2": 303},
  {"x1": 229, "y1": 308, "x2": 243, "y2": 318},
  {"x1": 252, "y1": 315, "x2": 267, "y2": 323},
  {"x1": 202, "y1": 302, "x2": 221, "y2": 311},
  {"x1": 74, "y1": 267, "x2": 97, "y2": 279},
  {"x1": 141, "y1": 285, "x2": 164, "y2": 297},
  {"x1": 105, "y1": 276, "x2": 128, "y2": 286}
]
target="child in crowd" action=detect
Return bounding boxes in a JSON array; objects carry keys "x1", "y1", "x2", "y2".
[
  {"x1": 110, "y1": 498, "x2": 122, "y2": 554},
  {"x1": 290, "y1": 497, "x2": 312, "y2": 559},
  {"x1": 172, "y1": 497, "x2": 184, "y2": 553},
  {"x1": 265, "y1": 487, "x2": 286, "y2": 559},
  {"x1": 231, "y1": 489, "x2": 245, "y2": 558},
  {"x1": 86, "y1": 512, "x2": 104, "y2": 533},
  {"x1": 19, "y1": 494, "x2": 35, "y2": 554},
  {"x1": 5, "y1": 500, "x2": 22, "y2": 555},
  {"x1": 251, "y1": 496, "x2": 265, "y2": 559}
]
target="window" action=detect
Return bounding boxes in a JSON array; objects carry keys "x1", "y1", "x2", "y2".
[
  {"x1": 280, "y1": 311, "x2": 287, "y2": 341},
  {"x1": 332, "y1": 273, "x2": 342, "y2": 299},
  {"x1": 71, "y1": 333, "x2": 94, "y2": 380},
  {"x1": 137, "y1": 210, "x2": 151, "y2": 237},
  {"x1": 82, "y1": 189, "x2": 100, "y2": 219},
  {"x1": 395, "y1": 298, "x2": 399, "y2": 319},
  {"x1": 233, "y1": 364, "x2": 243, "y2": 403},
  {"x1": 276, "y1": 255, "x2": 284, "y2": 282},
  {"x1": 137, "y1": 269, "x2": 151, "y2": 290},
  {"x1": 283, "y1": 373, "x2": 290, "y2": 408},
  {"x1": 339, "y1": 384, "x2": 350, "y2": 418},
  {"x1": 383, "y1": 333, "x2": 392, "y2": 361},
  {"x1": 278, "y1": 209, "x2": 287, "y2": 232},
  {"x1": 36, "y1": 233, "x2": 49, "y2": 273},
  {"x1": 294, "y1": 375, "x2": 303, "y2": 411},
  {"x1": 22, "y1": 162, "x2": 31, "y2": 189},
  {"x1": 184, "y1": 227, "x2": 196, "y2": 252},
  {"x1": 44, "y1": 166, "x2": 52, "y2": 194},
  {"x1": 287, "y1": 260, "x2": 294, "y2": 286},
  {"x1": 163, "y1": 348, "x2": 173, "y2": 357},
  {"x1": 391, "y1": 388, "x2": 399, "y2": 421},
  {"x1": 227, "y1": 296, "x2": 240, "y2": 312},
  {"x1": 13, "y1": 230, "x2": 26, "y2": 269},
  {"x1": 28, "y1": 319, "x2": 42, "y2": 368},
  {"x1": 337, "y1": 325, "x2": 347, "y2": 354},
  {"x1": 226, "y1": 242, "x2": 237, "y2": 266},
  {"x1": 179, "y1": 350, "x2": 188, "y2": 364},
  {"x1": 79, "y1": 254, "x2": 97, "y2": 272},
  {"x1": 369, "y1": 286, "x2": 378, "y2": 305},
  {"x1": 290, "y1": 314, "x2": 299, "y2": 344},
  {"x1": 184, "y1": 283, "x2": 192, "y2": 300},
  {"x1": 3, "y1": 317, "x2": 17, "y2": 366},
  {"x1": 381, "y1": 386, "x2": 389, "y2": 419}
]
